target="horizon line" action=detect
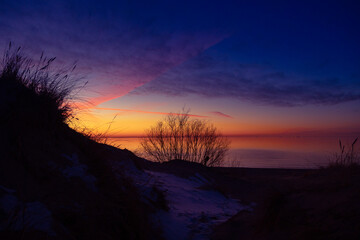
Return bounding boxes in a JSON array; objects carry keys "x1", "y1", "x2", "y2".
[{"x1": 103, "y1": 132, "x2": 360, "y2": 139}]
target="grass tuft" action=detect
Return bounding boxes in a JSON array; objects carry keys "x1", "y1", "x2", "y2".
[
  {"x1": 0, "y1": 43, "x2": 86, "y2": 126},
  {"x1": 328, "y1": 137, "x2": 359, "y2": 168}
]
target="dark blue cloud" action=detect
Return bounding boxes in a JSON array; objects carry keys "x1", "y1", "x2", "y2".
[
  {"x1": 1, "y1": 0, "x2": 360, "y2": 107},
  {"x1": 127, "y1": 0, "x2": 360, "y2": 107},
  {"x1": 131, "y1": 52, "x2": 360, "y2": 106}
]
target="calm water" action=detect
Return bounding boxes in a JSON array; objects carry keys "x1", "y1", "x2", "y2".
[{"x1": 107, "y1": 136, "x2": 358, "y2": 169}]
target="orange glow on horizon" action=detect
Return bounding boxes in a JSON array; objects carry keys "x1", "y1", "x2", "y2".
[{"x1": 71, "y1": 107, "x2": 360, "y2": 139}]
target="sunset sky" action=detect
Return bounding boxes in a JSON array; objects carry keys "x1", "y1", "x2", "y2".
[{"x1": 1, "y1": 0, "x2": 360, "y2": 136}]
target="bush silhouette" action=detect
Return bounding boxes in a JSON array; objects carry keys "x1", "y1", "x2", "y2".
[{"x1": 141, "y1": 110, "x2": 230, "y2": 167}]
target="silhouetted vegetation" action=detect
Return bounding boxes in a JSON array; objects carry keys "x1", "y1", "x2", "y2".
[
  {"x1": 141, "y1": 110, "x2": 230, "y2": 167},
  {"x1": 0, "y1": 45, "x2": 160, "y2": 239},
  {"x1": 75, "y1": 114, "x2": 119, "y2": 146},
  {"x1": 329, "y1": 138, "x2": 359, "y2": 168},
  {"x1": 0, "y1": 43, "x2": 84, "y2": 126}
]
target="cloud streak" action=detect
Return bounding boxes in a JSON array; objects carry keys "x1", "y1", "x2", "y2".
[
  {"x1": 0, "y1": 0, "x2": 230, "y2": 106},
  {"x1": 131, "y1": 54, "x2": 360, "y2": 107},
  {"x1": 94, "y1": 107, "x2": 208, "y2": 118},
  {"x1": 209, "y1": 111, "x2": 233, "y2": 119},
  {"x1": 2, "y1": 0, "x2": 359, "y2": 110}
]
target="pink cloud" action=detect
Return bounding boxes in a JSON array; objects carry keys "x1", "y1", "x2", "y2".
[{"x1": 86, "y1": 35, "x2": 229, "y2": 107}]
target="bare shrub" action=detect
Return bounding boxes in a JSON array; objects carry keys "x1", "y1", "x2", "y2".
[{"x1": 140, "y1": 110, "x2": 230, "y2": 167}]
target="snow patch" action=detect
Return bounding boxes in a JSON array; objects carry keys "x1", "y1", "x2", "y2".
[
  {"x1": 148, "y1": 171, "x2": 250, "y2": 240},
  {"x1": 0, "y1": 194, "x2": 54, "y2": 235},
  {"x1": 110, "y1": 158, "x2": 251, "y2": 239},
  {"x1": 111, "y1": 158, "x2": 159, "y2": 204},
  {"x1": 61, "y1": 153, "x2": 97, "y2": 191}
]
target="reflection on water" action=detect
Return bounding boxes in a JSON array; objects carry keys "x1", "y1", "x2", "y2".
[{"x1": 107, "y1": 136, "x2": 358, "y2": 169}]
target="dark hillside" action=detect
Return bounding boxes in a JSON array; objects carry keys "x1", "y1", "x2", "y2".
[{"x1": 0, "y1": 48, "x2": 160, "y2": 239}]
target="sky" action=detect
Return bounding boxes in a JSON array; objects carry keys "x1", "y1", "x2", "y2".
[{"x1": 1, "y1": 0, "x2": 360, "y2": 136}]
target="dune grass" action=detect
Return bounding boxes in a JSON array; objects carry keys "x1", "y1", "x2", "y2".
[
  {"x1": 0, "y1": 43, "x2": 85, "y2": 126},
  {"x1": 328, "y1": 138, "x2": 359, "y2": 168},
  {"x1": 0, "y1": 45, "x2": 161, "y2": 239}
]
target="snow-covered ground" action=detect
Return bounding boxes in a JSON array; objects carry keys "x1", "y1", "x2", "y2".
[
  {"x1": 61, "y1": 153, "x2": 97, "y2": 192},
  {"x1": 149, "y1": 171, "x2": 250, "y2": 240},
  {"x1": 112, "y1": 158, "x2": 251, "y2": 240},
  {"x1": 0, "y1": 186, "x2": 55, "y2": 235}
]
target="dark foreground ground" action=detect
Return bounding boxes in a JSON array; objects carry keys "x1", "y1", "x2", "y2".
[
  {"x1": 139, "y1": 160, "x2": 360, "y2": 240},
  {"x1": 211, "y1": 167, "x2": 360, "y2": 240}
]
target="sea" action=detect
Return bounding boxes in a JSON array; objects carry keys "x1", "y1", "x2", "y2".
[{"x1": 106, "y1": 136, "x2": 359, "y2": 169}]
